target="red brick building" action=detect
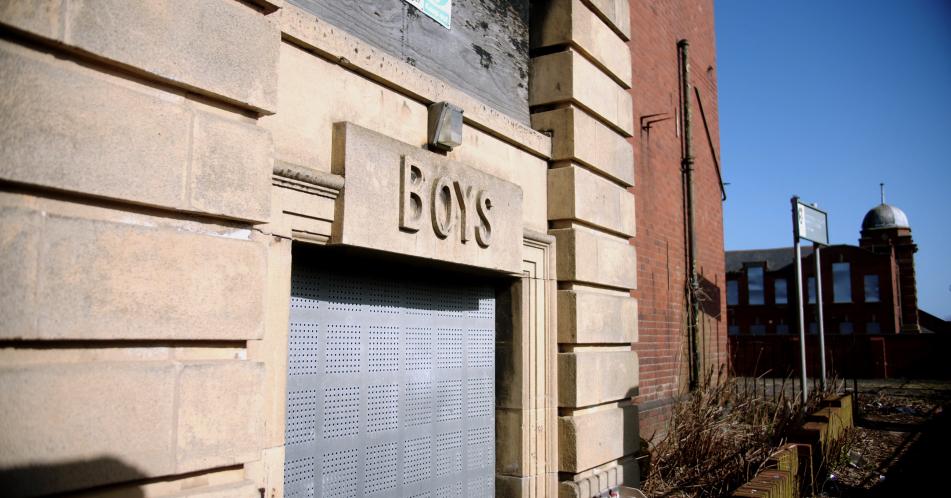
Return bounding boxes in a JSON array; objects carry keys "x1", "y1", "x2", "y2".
[
  {"x1": 627, "y1": 0, "x2": 728, "y2": 438},
  {"x1": 725, "y1": 202, "x2": 931, "y2": 337}
]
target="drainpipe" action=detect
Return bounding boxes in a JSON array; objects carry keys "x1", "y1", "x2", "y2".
[{"x1": 679, "y1": 39, "x2": 701, "y2": 391}]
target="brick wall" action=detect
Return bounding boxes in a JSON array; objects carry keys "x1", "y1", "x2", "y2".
[{"x1": 627, "y1": 0, "x2": 727, "y2": 438}]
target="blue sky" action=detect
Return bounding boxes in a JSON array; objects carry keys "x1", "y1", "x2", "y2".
[{"x1": 715, "y1": 1, "x2": 951, "y2": 319}]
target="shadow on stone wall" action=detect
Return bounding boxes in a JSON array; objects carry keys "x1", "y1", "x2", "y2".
[{"x1": 0, "y1": 457, "x2": 146, "y2": 498}]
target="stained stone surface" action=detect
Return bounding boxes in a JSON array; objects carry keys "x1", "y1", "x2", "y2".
[{"x1": 331, "y1": 122, "x2": 524, "y2": 274}]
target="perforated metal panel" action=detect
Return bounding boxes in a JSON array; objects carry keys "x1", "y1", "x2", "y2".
[{"x1": 285, "y1": 265, "x2": 495, "y2": 498}]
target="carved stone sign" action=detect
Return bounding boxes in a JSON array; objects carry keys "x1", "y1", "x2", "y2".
[{"x1": 331, "y1": 122, "x2": 523, "y2": 273}]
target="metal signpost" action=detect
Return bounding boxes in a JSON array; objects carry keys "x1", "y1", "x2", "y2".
[
  {"x1": 811, "y1": 205, "x2": 828, "y2": 392},
  {"x1": 791, "y1": 197, "x2": 829, "y2": 405}
]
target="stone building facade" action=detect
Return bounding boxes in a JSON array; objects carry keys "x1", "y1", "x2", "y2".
[{"x1": 0, "y1": 1, "x2": 723, "y2": 497}]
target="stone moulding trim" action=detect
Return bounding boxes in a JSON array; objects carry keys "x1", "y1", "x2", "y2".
[
  {"x1": 273, "y1": 160, "x2": 344, "y2": 199},
  {"x1": 276, "y1": 4, "x2": 552, "y2": 160},
  {"x1": 291, "y1": 230, "x2": 330, "y2": 245},
  {"x1": 524, "y1": 227, "x2": 556, "y2": 246}
]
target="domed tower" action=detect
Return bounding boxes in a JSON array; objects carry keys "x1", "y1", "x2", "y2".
[{"x1": 859, "y1": 184, "x2": 919, "y2": 332}]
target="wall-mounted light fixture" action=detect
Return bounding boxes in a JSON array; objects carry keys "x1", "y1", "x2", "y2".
[{"x1": 427, "y1": 101, "x2": 463, "y2": 152}]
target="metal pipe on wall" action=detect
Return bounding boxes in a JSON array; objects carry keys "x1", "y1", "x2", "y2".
[{"x1": 679, "y1": 39, "x2": 701, "y2": 391}]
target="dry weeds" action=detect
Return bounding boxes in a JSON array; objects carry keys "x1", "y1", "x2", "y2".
[{"x1": 639, "y1": 368, "x2": 839, "y2": 498}]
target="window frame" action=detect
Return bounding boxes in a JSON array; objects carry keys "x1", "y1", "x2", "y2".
[
  {"x1": 864, "y1": 274, "x2": 880, "y2": 303},
  {"x1": 832, "y1": 262, "x2": 852, "y2": 303},
  {"x1": 747, "y1": 266, "x2": 765, "y2": 306}
]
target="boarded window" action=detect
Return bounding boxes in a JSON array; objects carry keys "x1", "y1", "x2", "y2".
[
  {"x1": 747, "y1": 267, "x2": 764, "y2": 305},
  {"x1": 287, "y1": 0, "x2": 530, "y2": 124},
  {"x1": 864, "y1": 275, "x2": 880, "y2": 302},
  {"x1": 833, "y1": 262, "x2": 851, "y2": 302},
  {"x1": 774, "y1": 279, "x2": 788, "y2": 304}
]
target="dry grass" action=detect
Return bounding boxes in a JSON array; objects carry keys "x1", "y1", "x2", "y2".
[{"x1": 639, "y1": 368, "x2": 840, "y2": 498}]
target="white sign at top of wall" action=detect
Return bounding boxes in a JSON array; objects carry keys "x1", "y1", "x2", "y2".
[{"x1": 405, "y1": 0, "x2": 452, "y2": 29}]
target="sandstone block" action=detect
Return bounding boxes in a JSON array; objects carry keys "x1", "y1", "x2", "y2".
[
  {"x1": 19, "y1": 214, "x2": 267, "y2": 340},
  {"x1": 531, "y1": 107, "x2": 634, "y2": 187},
  {"x1": 496, "y1": 473, "x2": 558, "y2": 498},
  {"x1": 244, "y1": 447, "x2": 284, "y2": 498},
  {"x1": 0, "y1": 40, "x2": 273, "y2": 222},
  {"x1": 189, "y1": 112, "x2": 273, "y2": 222},
  {"x1": 0, "y1": 39, "x2": 189, "y2": 210},
  {"x1": 559, "y1": 405, "x2": 639, "y2": 472},
  {"x1": 0, "y1": 362, "x2": 177, "y2": 497},
  {"x1": 557, "y1": 290, "x2": 637, "y2": 343},
  {"x1": 530, "y1": 50, "x2": 633, "y2": 136},
  {"x1": 497, "y1": 408, "x2": 557, "y2": 478},
  {"x1": 248, "y1": 236, "x2": 293, "y2": 448},
  {"x1": 531, "y1": 0, "x2": 632, "y2": 86},
  {"x1": 0, "y1": 0, "x2": 63, "y2": 39},
  {"x1": 1, "y1": 0, "x2": 278, "y2": 112},
  {"x1": 259, "y1": 41, "x2": 428, "y2": 175},
  {"x1": 65, "y1": 0, "x2": 279, "y2": 113},
  {"x1": 176, "y1": 361, "x2": 266, "y2": 473},
  {"x1": 549, "y1": 228, "x2": 637, "y2": 289},
  {"x1": 548, "y1": 166, "x2": 636, "y2": 237},
  {"x1": 0, "y1": 206, "x2": 41, "y2": 338},
  {"x1": 165, "y1": 480, "x2": 260, "y2": 498},
  {"x1": 584, "y1": 0, "x2": 631, "y2": 41},
  {"x1": 559, "y1": 351, "x2": 638, "y2": 407}
]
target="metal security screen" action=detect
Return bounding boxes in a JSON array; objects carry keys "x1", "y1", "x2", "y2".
[{"x1": 285, "y1": 264, "x2": 496, "y2": 498}]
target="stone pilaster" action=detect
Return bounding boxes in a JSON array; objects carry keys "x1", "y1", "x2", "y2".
[{"x1": 530, "y1": 0, "x2": 640, "y2": 495}]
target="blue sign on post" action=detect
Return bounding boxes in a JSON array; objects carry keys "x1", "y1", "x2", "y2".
[{"x1": 405, "y1": 0, "x2": 452, "y2": 29}]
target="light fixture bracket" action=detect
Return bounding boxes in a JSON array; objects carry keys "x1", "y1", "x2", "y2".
[{"x1": 428, "y1": 101, "x2": 464, "y2": 152}]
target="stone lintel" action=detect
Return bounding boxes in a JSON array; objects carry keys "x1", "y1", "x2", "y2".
[{"x1": 331, "y1": 122, "x2": 524, "y2": 274}]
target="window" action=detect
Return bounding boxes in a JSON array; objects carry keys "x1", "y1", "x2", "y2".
[
  {"x1": 747, "y1": 267, "x2": 764, "y2": 305},
  {"x1": 840, "y1": 322, "x2": 854, "y2": 334},
  {"x1": 776, "y1": 324, "x2": 789, "y2": 334},
  {"x1": 750, "y1": 325, "x2": 766, "y2": 335},
  {"x1": 809, "y1": 323, "x2": 818, "y2": 334},
  {"x1": 728, "y1": 325, "x2": 740, "y2": 335},
  {"x1": 864, "y1": 275, "x2": 880, "y2": 302},
  {"x1": 867, "y1": 322, "x2": 882, "y2": 334},
  {"x1": 808, "y1": 277, "x2": 816, "y2": 304},
  {"x1": 832, "y1": 262, "x2": 852, "y2": 302},
  {"x1": 727, "y1": 281, "x2": 739, "y2": 306},
  {"x1": 774, "y1": 279, "x2": 788, "y2": 304}
]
